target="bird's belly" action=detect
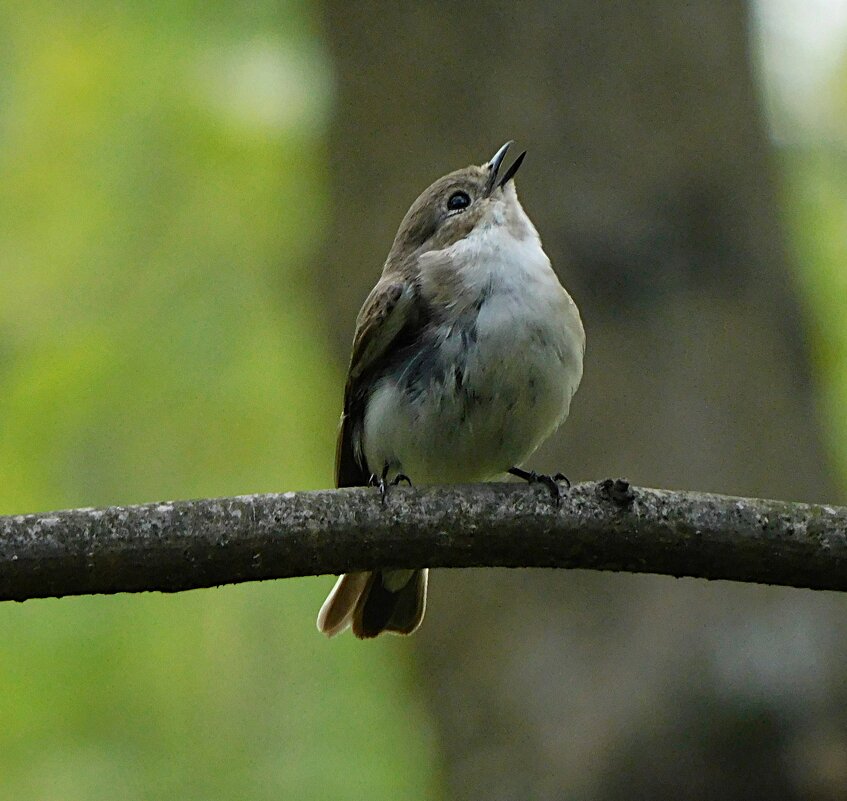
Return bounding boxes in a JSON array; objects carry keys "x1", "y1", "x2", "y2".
[{"x1": 363, "y1": 309, "x2": 578, "y2": 485}]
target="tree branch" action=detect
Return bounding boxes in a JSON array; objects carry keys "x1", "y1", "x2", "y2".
[{"x1": 1, "y1": 480, "x2": 846, "y2": 602}]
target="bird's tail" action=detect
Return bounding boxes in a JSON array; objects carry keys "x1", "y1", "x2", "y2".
[{"x1": 316, "y1": 569, "x2": 428, "y2": 639}]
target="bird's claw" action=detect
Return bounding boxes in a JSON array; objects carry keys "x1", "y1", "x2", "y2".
[
  {"x1": 368, "y1": 471, "x2": 388, "y2": 505},
  {"x1": 508, "y1": 466, "x2": 570, "y2": 507},
  {"x1": 370, "y1": 468, "x2": 413, "y2": 505},
  {"x1": 552, "y1": 472, "x2": 571, "y2": 489}
]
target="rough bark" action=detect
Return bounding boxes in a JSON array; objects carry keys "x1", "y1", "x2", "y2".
[{"x1": 1, "y1": 481, "x2": 846, "y2": 602}]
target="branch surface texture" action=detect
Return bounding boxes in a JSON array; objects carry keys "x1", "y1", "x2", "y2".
[{"x1": 1, "y1": 480, "x2": 846, "y2": 603}]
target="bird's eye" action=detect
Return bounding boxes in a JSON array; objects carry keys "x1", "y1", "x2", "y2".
[{"x1": 447, "y1": 191, "x2": 471, "y2": 212}]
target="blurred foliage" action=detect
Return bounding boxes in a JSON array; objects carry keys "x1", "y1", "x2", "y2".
[
  {"x1": 780, "y1": 87, "x2": 847, "y2": 490},
  {"x1": 782, "y1": 147, "x2": 847, "y2": 489},
  {"x1": 0, "y1": 2, "x2": 438, "y2": 799}
]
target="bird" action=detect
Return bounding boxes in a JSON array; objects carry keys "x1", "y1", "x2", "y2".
[{"x1": 317, "y1": 142, "x2": 585, "y2": 639}]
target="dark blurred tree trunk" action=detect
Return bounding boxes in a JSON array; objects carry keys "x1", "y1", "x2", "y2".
[{"x1": 318, "y1": 3, "x2": 847, "y2": 799}]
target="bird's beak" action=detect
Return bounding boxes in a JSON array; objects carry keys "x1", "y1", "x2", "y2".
[{"x1": 486, "y1": 141, "x2": 527, "y2": 194}]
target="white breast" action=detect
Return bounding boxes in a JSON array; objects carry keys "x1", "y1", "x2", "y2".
[{"x1": 363, "y1": 201, "x2": 584, "y2": 485}]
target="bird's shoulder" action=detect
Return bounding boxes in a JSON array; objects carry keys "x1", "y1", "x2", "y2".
[{"x1": 348, "y1": 269, "x2": 419, "y2": 381}]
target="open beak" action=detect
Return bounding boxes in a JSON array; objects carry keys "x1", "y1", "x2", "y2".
[{"x1": 486, "y1": 141, "x2": 527, "y2": 194}]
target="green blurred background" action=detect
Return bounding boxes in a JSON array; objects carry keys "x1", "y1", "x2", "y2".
[
  {"x1": 1, "y1": 1, "x2": 846, "y2": 799},
  {"x1": 0, "y1": 3, "x2": 438, "y2": 799}
]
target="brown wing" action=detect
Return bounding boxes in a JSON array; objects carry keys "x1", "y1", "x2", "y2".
[{"x1": 335, "y1": 278, "x2": 419, "y2": 487}]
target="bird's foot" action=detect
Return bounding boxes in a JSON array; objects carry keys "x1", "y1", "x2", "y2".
[
  {"x1": 369, "y1": 467, "x2": 412, "y2": 505},
  {"x1": 508, "y1": 466, "x2": 570, "y2": 507},
  {"x1": 368, "y1": 467, "x2": 389, "y2": 505}
]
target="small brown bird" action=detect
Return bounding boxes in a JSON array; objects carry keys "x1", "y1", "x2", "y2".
[{"x1": 317, "y1": 142, "x2": 585, "y2": 638}]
